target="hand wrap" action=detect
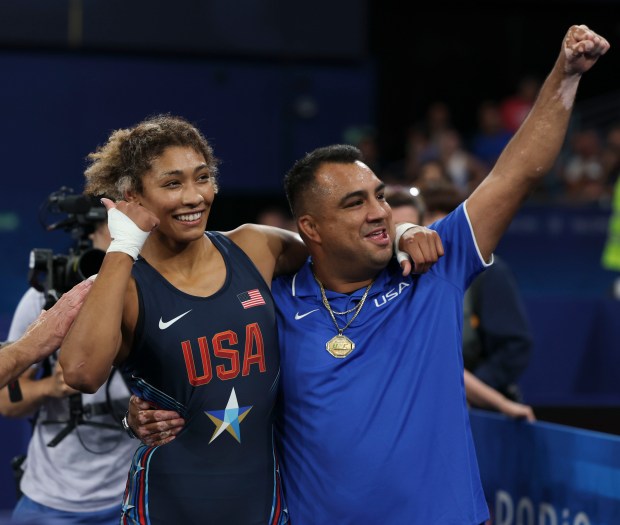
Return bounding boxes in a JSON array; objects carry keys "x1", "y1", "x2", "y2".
[
  {"x1": 106, "y1": 208, "x2": 150, "y2": 261},
  {"x1": 394, "y1": 222, "x2": 417, "y2": 265}
]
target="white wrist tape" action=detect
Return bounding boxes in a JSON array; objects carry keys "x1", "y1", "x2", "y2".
[
  {"x1": 106, "y1": 208, "x2": 150, "y2": 261},
  {"x1": 394, "y1": 222, "x2": 417, "y2": 265}
]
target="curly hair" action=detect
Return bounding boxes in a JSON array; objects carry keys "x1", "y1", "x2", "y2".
[{"x1": 84, "y1": 114, "x2": 219, "y2": 200}]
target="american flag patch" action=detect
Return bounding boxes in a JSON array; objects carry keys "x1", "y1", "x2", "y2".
[{"x1": 237, "y1": 289, "x2": 266, "y2": 309}]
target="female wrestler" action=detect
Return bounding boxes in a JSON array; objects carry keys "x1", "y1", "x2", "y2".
[{"x1": 60, "y1": 115, "x2": 305, "y2": 524}]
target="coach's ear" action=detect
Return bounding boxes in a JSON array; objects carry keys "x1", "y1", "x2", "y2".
[{"x1": 297, "y1": 214, "x2": 322, "y2": 245}]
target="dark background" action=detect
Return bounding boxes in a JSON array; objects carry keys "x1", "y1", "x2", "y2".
[
  {"x1": 2, "y1": 1, "x2": 620, "y2": 175},
  {"x1": 370, "y1": 1, "x2": 620, "y2": 161}
]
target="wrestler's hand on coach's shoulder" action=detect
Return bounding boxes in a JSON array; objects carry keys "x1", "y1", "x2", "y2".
[{"x1": 398, "y1": 225, "x2": 444, "y2": 276}]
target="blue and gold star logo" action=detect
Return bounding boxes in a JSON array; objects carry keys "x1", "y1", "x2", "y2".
[{"x1": 205, "y1": 387, "x2": 252, "y2": 444}]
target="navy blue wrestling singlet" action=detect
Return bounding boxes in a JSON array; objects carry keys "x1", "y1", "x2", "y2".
[{"x1": 121, "y1": 232, "x2": 287, "y2": 525}]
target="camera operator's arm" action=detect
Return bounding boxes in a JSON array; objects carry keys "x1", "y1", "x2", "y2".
[
  {"x1": 0, "y1": 363, "x2": 78, "y2": 417},
  {"x1": 0, "y1": 279, "x2": 93, "y2": 389},
  {"x1": 60, "y1": 200, "x2": 158, "y2": 393}
]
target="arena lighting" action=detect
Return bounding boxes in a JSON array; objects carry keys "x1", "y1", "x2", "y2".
[{"x1": 409, "y1": 186, "x2": 420, "y2": 197}]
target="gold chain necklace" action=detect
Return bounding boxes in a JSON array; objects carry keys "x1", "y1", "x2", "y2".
[
  {"x1": 312, "y1": 272, "x2": 374, "y2": 358},
  {"x1": 331, "y1": 304, "x2": 358, "y2": 316}
]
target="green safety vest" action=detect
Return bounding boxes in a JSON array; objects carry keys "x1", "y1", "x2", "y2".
[{"x1": 602, "y1": 178, "x2": 620, "y2": 271}]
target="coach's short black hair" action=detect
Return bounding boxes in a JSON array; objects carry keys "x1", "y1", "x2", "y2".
[{"x1": 284, "y1": 144, "x2": 363, "y2": 217}]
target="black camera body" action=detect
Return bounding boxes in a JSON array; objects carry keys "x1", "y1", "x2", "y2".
[
  {"x1": 28, "y1": 187, "x2": 106, "y2": 298},
  {"x1": 29, "y1": 247, "x2": 105, "y2": 298}
]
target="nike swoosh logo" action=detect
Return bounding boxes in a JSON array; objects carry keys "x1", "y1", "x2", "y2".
[
  {"x1": 159, "y1": 310, "x2": 192, "y2": 330},
  {"x1": 294, "y1": 309, "x2": 319, "y2": 320}
]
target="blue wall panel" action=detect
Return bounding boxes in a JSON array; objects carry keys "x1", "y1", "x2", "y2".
[{"x1": 471, "y1": 410, "x2": 620, "y2": 525}]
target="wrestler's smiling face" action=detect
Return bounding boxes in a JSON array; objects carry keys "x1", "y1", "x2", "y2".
[{"x1": 133, "y1": 146, "x2": 215, "y2": 245}]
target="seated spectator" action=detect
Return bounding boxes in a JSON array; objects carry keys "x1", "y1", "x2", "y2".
[
  {"x1": 343, "y1": 125, "x2": 381, "y2": 175},
  {"x1": 500, "y1": 75, "x2": 541, "y2": 134},
  {"x1": 414, "y1": 159, "x2": 453, "y2": 192},
  {"x1": 558, "y1": 128, "x2": 607, "y2": 203},
  {"x1": 255, "y1": 205, "x2": 297, "y2": 232},
  {"x1": 382, "y1": 102, "x2": 454, "y2": 185},
  {"x1": 436, "y1": 128, "x2": 487, "y2": 195},
  {"x1": 381, "y1": 125, "x2": 431, "y2": 185},
  {"x1": 470, "y1": 100, "x2": 514, "y2": 172}
]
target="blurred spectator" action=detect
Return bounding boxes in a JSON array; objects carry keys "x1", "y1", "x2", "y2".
[
  {"x1": 256, "y1": 205, "x2": 297, "y2": 232},
  {"x1": 343, "y1": 125, "x2": 381, "y2": 175},
  {"x1": 436, "y1": 128, "x2": 487, "y2": 195},
  {"x1": 558, "y1": 128, "x2": 607, "y2": 202},
  {"x1": 384, "y1": 185, "x2": 426, "y2": 225},
  {"x1": 500, "y1": 75, "x2": 541, "y2": 134},
  {"x1": 382, "y1": 125, "x2": 430, "y2": 184},
  {"x1": 415, "y1": 159, "x2": 453, "y2": 192},
  {"x1": 382, "y1": 101, "x2": 454, "y2": 185},
  {"x1": 422, "y1": 183, "x2": 533, "y2": 402},
  {"x1": 420, "y1": 179, "x2": 464, "y2": 225},
  {"x1": 424, "y1": 101, "x2": 454, "y2": 145},
  {"x1": 469, "y1": 100, "x2": 513, "y2": 171}
]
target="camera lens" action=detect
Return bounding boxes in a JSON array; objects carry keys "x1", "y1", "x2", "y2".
[{"x1": 76, "y1": 248, "x2": 105, "y2": 280}]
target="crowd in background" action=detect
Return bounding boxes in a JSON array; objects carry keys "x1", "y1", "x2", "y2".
[
  {"x1": 347, "y1": 77, "x2": 620, "y2": 208},
  {"x1": 257, "y1": 76, "x2": 620, "y2": 239}
]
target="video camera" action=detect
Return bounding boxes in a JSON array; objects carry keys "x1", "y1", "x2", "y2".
[
  {"x1": 28, "y1": 186, "x2": 106, "y2": 300},
  {"x1": 8, "y1": 187, "x2": 107, "y2": 404}
]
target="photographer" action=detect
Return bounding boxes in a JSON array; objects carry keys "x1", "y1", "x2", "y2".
[{"x1": 0, "y1": 193, "x2": 136, "y2": 525}]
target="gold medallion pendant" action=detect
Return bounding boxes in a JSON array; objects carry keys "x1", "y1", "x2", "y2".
[
  {"x1": 326, "y1": 334, "x2": 355, "y2": 358},
  {"x1": 313, "y1": 269, "x2": 374, "y2": 359}
]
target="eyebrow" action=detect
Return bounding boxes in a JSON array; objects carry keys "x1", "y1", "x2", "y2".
[
  {"x1": 157, "y1": 163, "x2": 209, "y2": 178},
  {"x1": 338, "y1": 182, "x2": 386, "y2": 206}
]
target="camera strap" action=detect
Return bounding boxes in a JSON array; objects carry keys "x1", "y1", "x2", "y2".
[
  {"x1": 38, "y1": 365, "x2": 128, "y2": 447},
  {"x1": 86, "y1": 397, "x2": 131, "y2": 418}
]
